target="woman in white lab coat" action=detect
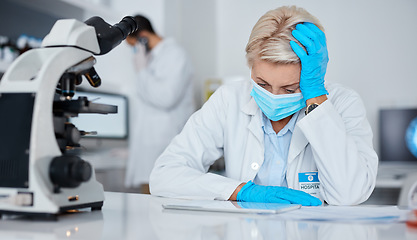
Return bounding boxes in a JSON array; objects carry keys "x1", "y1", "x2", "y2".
[
  {"x1": 150, "y1": 6, "x2": 378, "y2": 205},
  {"x1": 124, "y1": 15, "x2": 195, "y2": 188}
]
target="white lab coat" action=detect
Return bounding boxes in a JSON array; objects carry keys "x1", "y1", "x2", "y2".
[
  {"x1": 125, "y1": 38, "x2": 195, "y2": 187},
  {"x1": 150, "y1": 80, "x2": 379, "y2": 205}
]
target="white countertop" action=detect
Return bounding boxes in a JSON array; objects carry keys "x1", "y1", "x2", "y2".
[{"x1": 0, "y1": 192, "x2": 416, "y2": 240}]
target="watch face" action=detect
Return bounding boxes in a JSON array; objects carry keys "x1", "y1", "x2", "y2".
[{"x1": 307, "y1": 103, "x2": 319, "y2": 114}]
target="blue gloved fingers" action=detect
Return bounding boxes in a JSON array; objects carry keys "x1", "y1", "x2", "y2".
[
  {"x1": 278, "y1": 191, "x2": 313, "y2": 206},
  {"x1": 298, "y1": 193, "x2": 322, "y2": 206},
  {"x1": 238, "y1": 201, "x2": 293, "y2": 210},
  {"x1": 292, "y1": 28, "x2": 316, "y2": 54},
  {"x1": 294, "y1": 23, "x2": 328, "y2": 55},
  {"x1": 268, "y1": 186, "x2": 315, "y2": 206},
  {"x1": 293, "y1": 190, "x2": 322, "y2": 206},
  {"x1": 311, "y1": 196, "x2": 322, "y2": 206},
  {"x1": 276, "y1": 195, "x2": 311, "y2": 206},
  {"x1": 278, "y1": 189, "x2": 322, "y2": 206},
  {"x1": 290, "y1": 40, "x2": 307, "y2": 60},
  {"x1": 236, "y1": 181, "x2": 322, "y2": 206},
  {"x1": 266, "y1": 197, "x2": 292, "y2": 204},
  {"x1": 303, "y1": 22, "x2": 327, "y2": 46},
  {"x1": 295, "y1": 23, "x2": 323, "y2": 53},
  {"x1": 298, "y1": 23, "x2": 327, "y2": 48},
  {"x1": 295, "y1": 24, "x2": 317, "y2": 41}
]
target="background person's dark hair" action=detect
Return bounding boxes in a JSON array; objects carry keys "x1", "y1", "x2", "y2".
[{"x1": 129, "y1": 15, "x2": 155, "y2": 37}]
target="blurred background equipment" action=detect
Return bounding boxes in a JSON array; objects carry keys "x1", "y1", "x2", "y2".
[
  {"x1": 379, "y1": 108, "x2": 417, "y2": 170},
  {"x1": 406, "y1": 117, "x2": 417, "y2": 159},
  {"x1": 0, "y1": 34, "x2": 42, "y2": 79},
  {"x1": 370, "y1": 108, "x2": 417, "y2": 205},
  {"x1": 70, "y1": 90, "x2": 129, "y2": 139},
  {"x1": 203, "y1": 78, "x2": 222, "y2": 102}
]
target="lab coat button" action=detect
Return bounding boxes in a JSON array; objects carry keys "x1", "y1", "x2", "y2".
[{"x1": 251, "y1": 162, "x2": 259, "y2": 170}]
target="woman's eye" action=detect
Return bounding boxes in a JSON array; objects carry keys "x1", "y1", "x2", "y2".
[
  {"x1": 285, "y1": 89, "x2": 296, "y2": 93},
  {"x1": 258, "y1": 83, "x2": 267, "y2": 88}
]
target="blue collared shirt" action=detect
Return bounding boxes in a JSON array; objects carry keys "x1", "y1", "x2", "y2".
[{"x1": 253, "y1": 111, "x2": 300, "y2": 187}]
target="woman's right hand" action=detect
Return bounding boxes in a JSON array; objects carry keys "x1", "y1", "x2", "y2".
[{"x1": 234, "y1": 181, "x2": 322, "y2": 206}]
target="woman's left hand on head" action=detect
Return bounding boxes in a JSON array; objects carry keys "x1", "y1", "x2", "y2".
[{"x1": 290, "y1": 23, "x2": 329, "y2": 101}]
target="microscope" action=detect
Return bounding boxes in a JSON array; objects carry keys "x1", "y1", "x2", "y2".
[{"x1": 0, "y1": 16, "x2": 137, "y2": 219}]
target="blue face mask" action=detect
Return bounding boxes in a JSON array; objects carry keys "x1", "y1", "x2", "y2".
[
  {"x1": 132, "y1": 37, "x2": 150, "y2": 54},
  {"x1": 250, "y1": 80, "x2": 306, "y2": 121}
]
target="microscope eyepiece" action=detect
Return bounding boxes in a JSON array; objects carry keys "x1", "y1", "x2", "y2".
[
  {"x1": 113, "y1": 16, "x2": 138, "y2": 39},
  {"x1": 84, "y1": 16, "x2": 138, "y2": 55}
]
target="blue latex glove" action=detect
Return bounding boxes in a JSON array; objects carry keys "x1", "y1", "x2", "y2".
[
  {"x1": 237, "y1": 201, "x2": 292, "y2": 210},
  {"x1": 290, "y1": 22, "x2": 329, "y2": 101},
  {"x1": 236, "y1": 181, "x2": 322, "y2": 206}
]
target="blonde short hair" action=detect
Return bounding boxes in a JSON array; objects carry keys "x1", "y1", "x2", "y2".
[{"x1": 245, "y1": 6, "x2": 324, "y2": 67}]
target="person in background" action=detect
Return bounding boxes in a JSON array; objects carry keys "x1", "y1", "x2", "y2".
[
  {"x1": 124, "y1": 15, "x2": 195, "y2": 192},
  {"x1": 149, "y1": 6, "x2": 378, "y2": 205}
]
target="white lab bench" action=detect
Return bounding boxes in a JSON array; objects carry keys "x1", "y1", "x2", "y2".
[
  {"x1": 0, "y1": 192, "x2": 416, "y2": 240},
  {"x1": 366, "y1": 164, "x2": 417, "y2": 205}
]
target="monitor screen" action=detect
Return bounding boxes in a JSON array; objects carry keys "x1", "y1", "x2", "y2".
[
  {"x1": 70, "y1": 90, "x2": 128, "y2": 139},
  {"x1": 379, "y1": 108, "x2": 417, "y2": 162}
]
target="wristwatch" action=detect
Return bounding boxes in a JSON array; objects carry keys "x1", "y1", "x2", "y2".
[{"x1": 305, "y1": 103, "x2": 320, "y2": 115}]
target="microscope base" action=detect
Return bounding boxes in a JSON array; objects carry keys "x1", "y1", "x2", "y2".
[{"x1": 0, "y1": 201, "x2": 103, "y2": 221}]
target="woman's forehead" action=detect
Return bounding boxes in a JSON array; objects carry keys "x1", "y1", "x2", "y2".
[{"x1": 252, "y1": 61, "x2": 300, "y2": 85}]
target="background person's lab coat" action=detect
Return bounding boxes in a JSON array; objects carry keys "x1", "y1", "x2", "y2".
[
  {"x1": 125, "y1": 38, "x2": 195, "y2": 188},
  {"x1": 150, "y1": 80, "x2": 379, "y2": 205}
]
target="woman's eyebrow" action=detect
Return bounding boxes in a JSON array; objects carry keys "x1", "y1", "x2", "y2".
[
  {"x1": 282, "y1": 82, "x2": 300, "y2": 88},
  {"x1": 256, "y1": 77, "x2": 269, "y2": 84}
]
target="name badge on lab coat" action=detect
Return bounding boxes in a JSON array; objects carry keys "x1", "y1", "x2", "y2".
[{"x1": 298, "y1": 172, "x2": 322, "y2": 200}]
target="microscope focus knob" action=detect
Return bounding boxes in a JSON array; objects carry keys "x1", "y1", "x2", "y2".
[
  {"x1": 49, "y1": 155, "x2": 92, "y2": 188},
  {"x1": 65, "y1": 123, "x2": 81, "y2": 145}
]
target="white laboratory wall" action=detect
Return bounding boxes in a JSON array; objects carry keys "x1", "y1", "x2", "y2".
[
  {"x1": 108, "y1": 0, "x2": 165, "y2": 34},
  {"x1": 164, "y1": 0, "x2": 217, "y2": 107},
  {"x1": 214, "y1": 0, "x2": 417, "y2": 153}
]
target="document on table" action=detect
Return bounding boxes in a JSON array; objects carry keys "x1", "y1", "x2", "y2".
[
  {"x1": 163, "y1": 200, "x2": 409, "y2": 222},
  {"x1": 278, "y1": 205, "x2": 410, "y2": 223},
  {"x1": 162, "y1": 200, "x2": 301, "y2": 214}
]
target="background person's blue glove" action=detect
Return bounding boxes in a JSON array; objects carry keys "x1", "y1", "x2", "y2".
[
  {"x1": 236, "y1": 181, "x2": 322, "y2": 206},
  {"x1": 290, "y1": 22, "x2": 329, "y2": 101}
]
